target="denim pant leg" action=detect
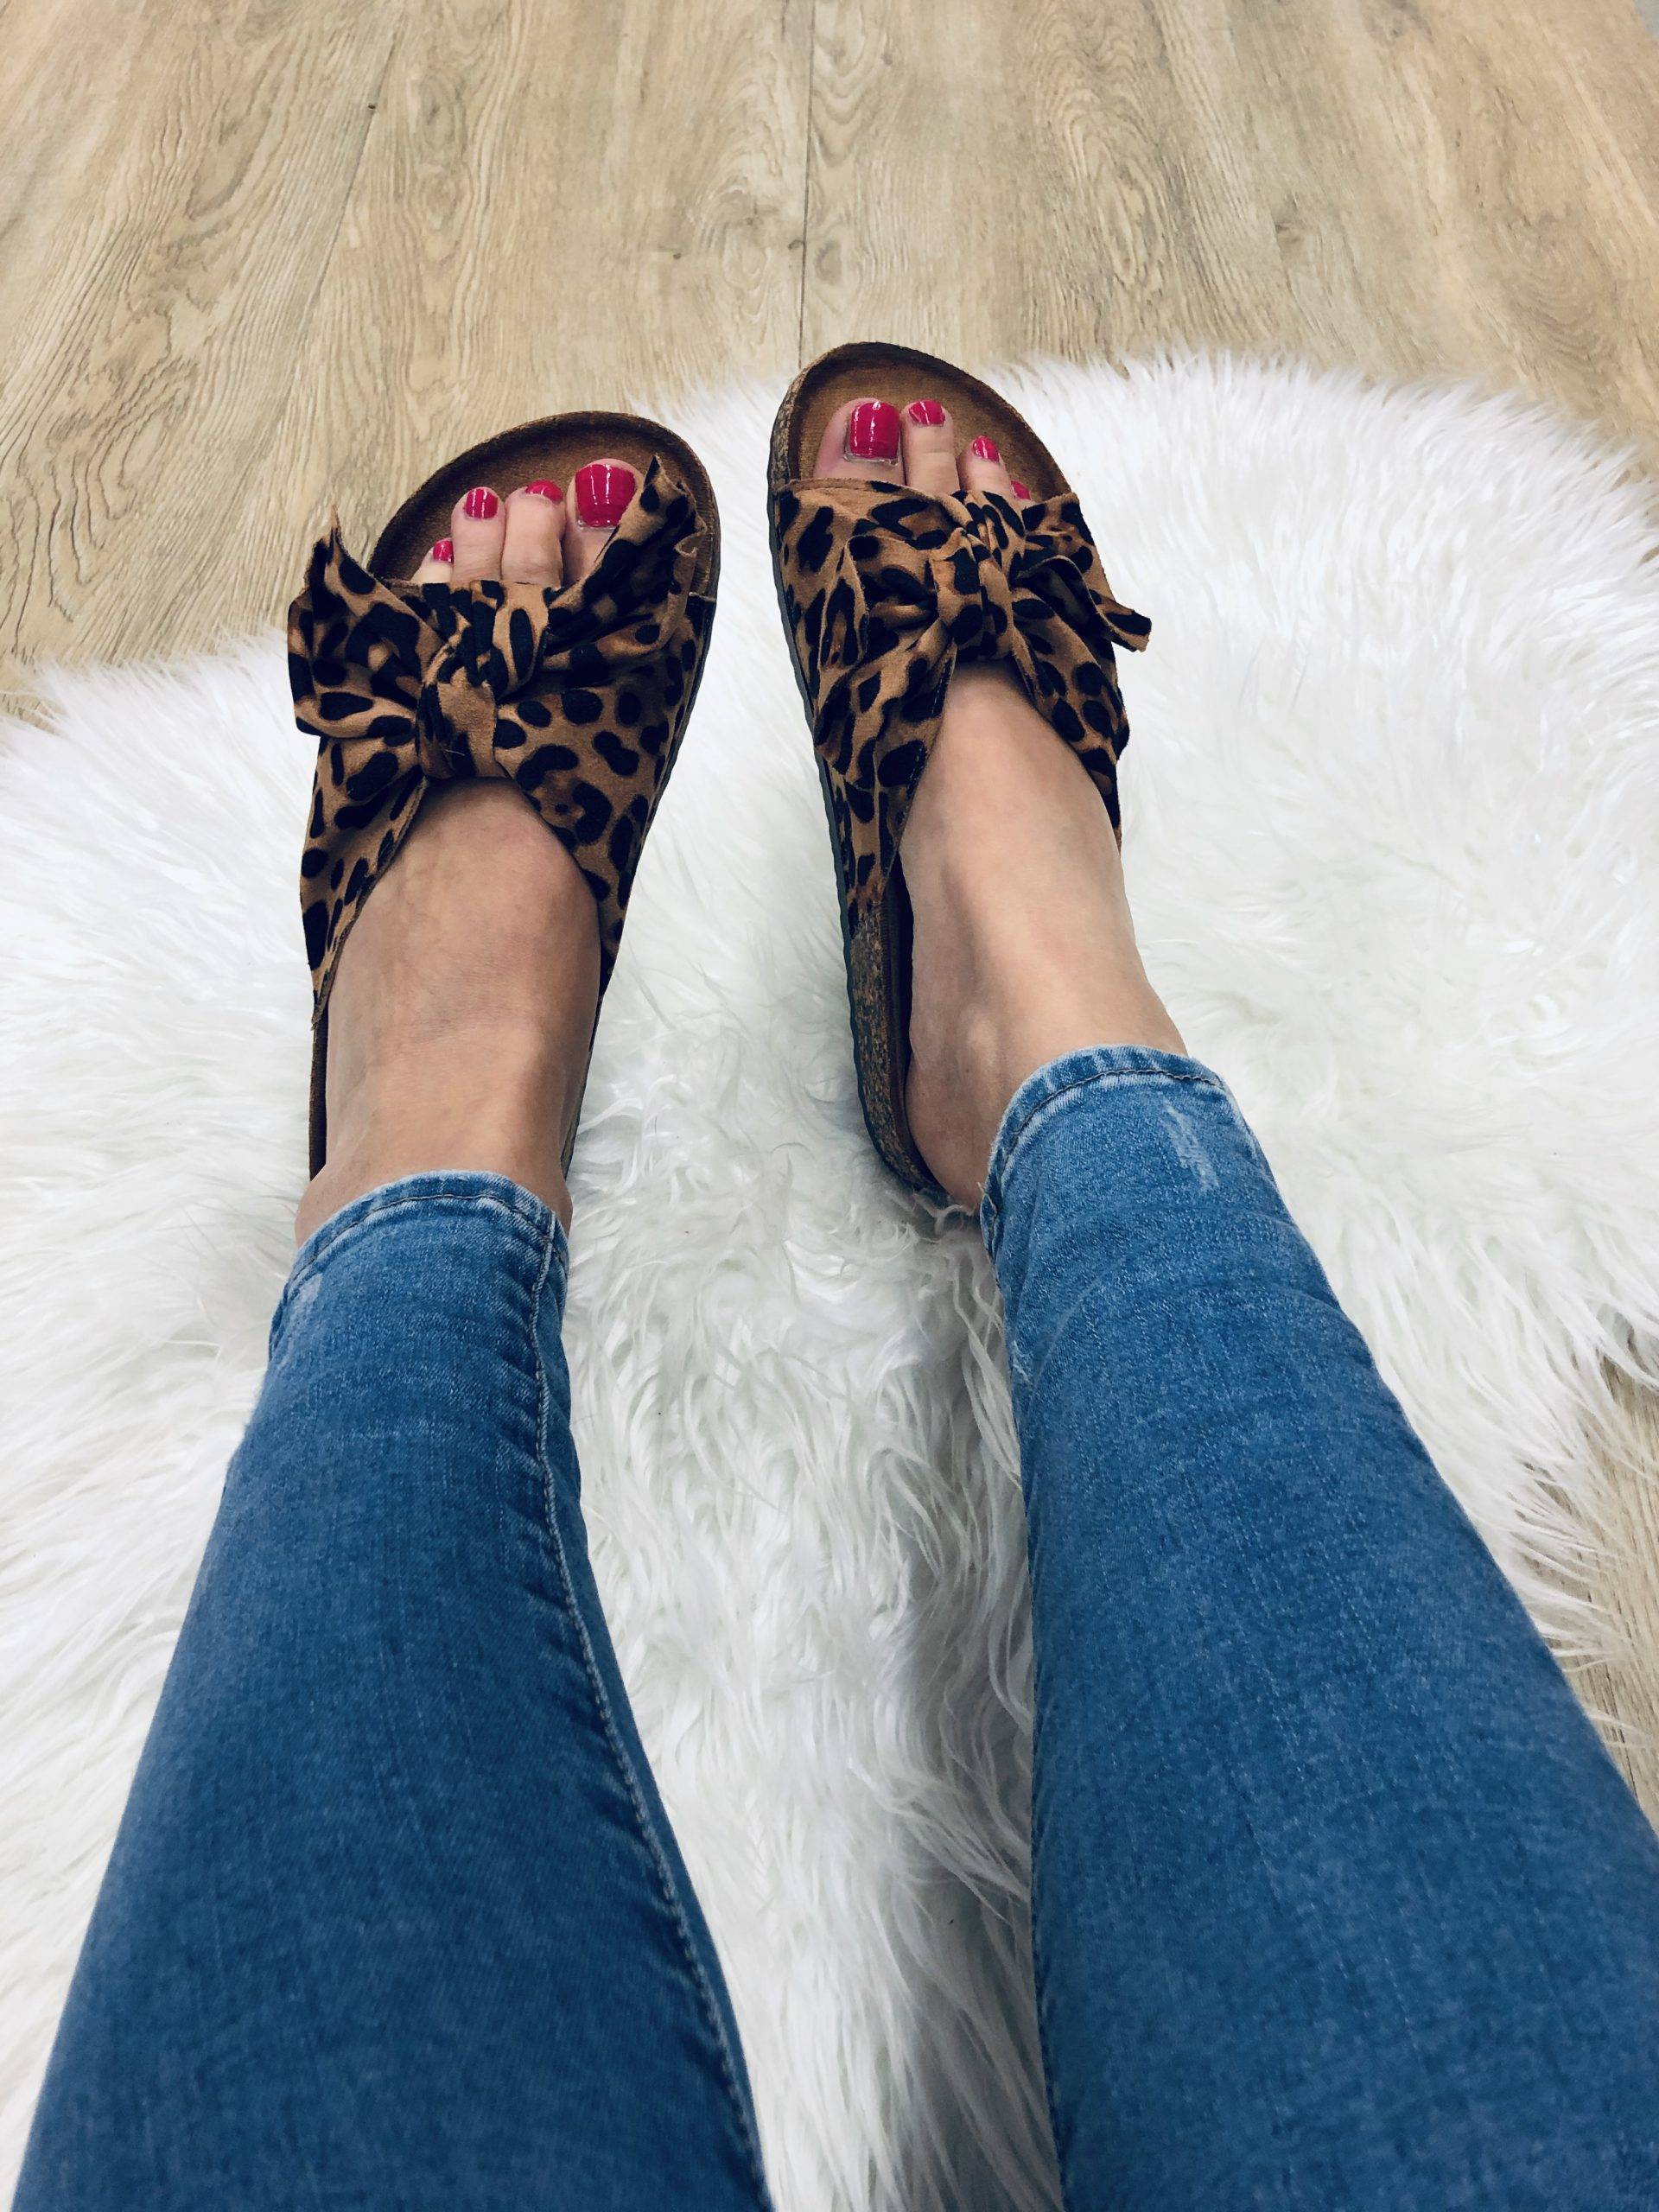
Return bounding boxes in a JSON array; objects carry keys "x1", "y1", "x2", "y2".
[
  {"x1": 16, "y1": 1173, "x2": 771, "y2": 2212},
  {"x1": 984, "y1": 1048, "x2": 1659, "y2": 2212}
]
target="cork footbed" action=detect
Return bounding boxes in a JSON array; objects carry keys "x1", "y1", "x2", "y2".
[
  {"x1": 371, "y1": 411, "x2": 717, "y2": 583},
  {"x1": 777, "y1": 339, "x2": 1071, "y2": 504},
  {"x1": 768, "y1": 342, "x2": 1074, "y2": 1201},
  {"x1": 306, "y1": 410, "x2": 719, "y2": 1179}
]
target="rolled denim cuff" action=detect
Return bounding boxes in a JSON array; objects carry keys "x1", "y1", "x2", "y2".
[
  {"x1": 979, "y1": 1045, "x2": 1236, "y2": 1257},
  {"x1": 282, "y1": 1170, "x2": 568, "y2": 1315}
]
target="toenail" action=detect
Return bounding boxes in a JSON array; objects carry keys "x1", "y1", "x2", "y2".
[
  {"x1": 971, "y1": 435, "x2": 1001, "y2": 464},
  {"x1": 1010, "y1": 479, "x2": 1032, "y2": 501},
  {"x1": 463, "y1": 486, "x2": 499, "y2": 519},
  {"x1": 524, "y1": 480, "x2": 562, "y2": 501},
  {"x1": 907, "y1": 398, "x2": 945, "y2": 426},
  {"x1": 847, "y1": 399, "x2": 900, "y2": 462},
  {"x1": 575, "y1": 461, "x2": 637, "y2": 529},
  {"x1": 429, "y1": 537, "x2": 454, "y2": 563}
]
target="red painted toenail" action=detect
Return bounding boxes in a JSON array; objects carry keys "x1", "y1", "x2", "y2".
[
  {"x1": 971, "y1": 435, "x2": 1001, "y2": 464},
  {"x1": 847, "y1": 399, "x2": 900, "y2": 462},
  {"x1": 907, "y1": 398, "x2": 945, "y2": 426},
  {"x1": 524, "y1": 480, "x2": 562, "y2": 501},
  {"x1": 575, "y1": 461, "x2": 636, "y2": 529},
  {"x1": 1010, "y1": 479, "x2": 1032, "y2": 501},
  {"x1": 429, "y1": 538, "x2": 454, "y2": 563},
  {"x1": 462, "y1": 486, "x2": 499, "y2": 520}
]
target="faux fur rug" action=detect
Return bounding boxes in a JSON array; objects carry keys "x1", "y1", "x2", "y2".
[{"x1": 3, "y1": 355, "x2": 1659, "y2": 2210}]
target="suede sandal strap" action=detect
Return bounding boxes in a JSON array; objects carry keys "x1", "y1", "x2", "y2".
[
  {"x1": 289, "y1": 454, "x2": 710, "y2": 1018},
  {"x1": 772, "y1": 474, "x2": 1147, "y2": 932}
]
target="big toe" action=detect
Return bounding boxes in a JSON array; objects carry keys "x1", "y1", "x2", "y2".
[
  {"x1": 563, "y1": 458, "x2": 639, "y2": 581},
  {"x1": 813, "y1": 396, "x2": 904, "y2": 483}
]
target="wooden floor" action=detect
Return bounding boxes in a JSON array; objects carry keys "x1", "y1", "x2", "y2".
[{"x1": 3, "y1": 0, "x2": 1659, "y2": 1802}]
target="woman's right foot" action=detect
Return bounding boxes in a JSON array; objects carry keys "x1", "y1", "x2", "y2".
[
  {"x1": 811, "y1": 397, "x2": 1186, "y2": 1209},
  {"x1": 294, "y1": 461, "x2": 643, "y2": 1247}
]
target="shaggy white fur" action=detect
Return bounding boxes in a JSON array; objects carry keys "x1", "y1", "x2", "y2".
[{"x1": 3, "y1": 354, "x2": 1658, "y2": 2209}]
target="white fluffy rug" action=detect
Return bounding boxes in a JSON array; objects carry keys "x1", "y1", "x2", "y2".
[{"x1": 3, "y1": 354, "x2": 1659, "y2": 2209}]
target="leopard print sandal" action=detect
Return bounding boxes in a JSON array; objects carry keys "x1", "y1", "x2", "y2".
[
  {"x1": 289, "y1": 412, "x2": 719, "y2": 1177},
  {"x1": 767, "y1": 341, "x2": 1149, "y2": 1199}
]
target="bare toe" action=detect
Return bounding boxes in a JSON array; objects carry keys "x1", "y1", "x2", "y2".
[
  {"x1": 900, "y1": 397, "x2": 959, "y2": 496},
  {"x1": 502, "y1": 480, "x2": 564, "y2": 587},
  {"x1": 450, "y1": 486, "x2": 506, "y2": 581},
  {"x1": 813, "y1": 396, "x2": 904, "y2": 483},
  {"x1": 957, "y1": 433, "x2": 1015, "y2": 502},
  {"x1": 411, "y1": 537, "x2": 454, "y2": 583},
  {"x1": 563, "y1": 458, "x2": 639, "y2": 582}
]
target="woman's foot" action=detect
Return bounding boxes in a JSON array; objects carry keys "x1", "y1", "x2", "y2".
[
  {"x1": 813, "y1": 398, "x2": 1185, "y2": 1209},
  {"x1": 293, "y1": 462, "x2": 642, "y2": 1246}
]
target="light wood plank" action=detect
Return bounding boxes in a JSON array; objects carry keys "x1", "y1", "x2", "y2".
[
  {"x1": 259, "y1": 0, "x2": 811, "y2": 573},
  {"x1": 0, "y1": 0, "x2": 811, "y2": 690},
  {"x1": 0, "y1": 0, "x2": 398, "y2": 694},
  {"x1": 803, "y1": 0, "x2": 1659, "y2": 461}
]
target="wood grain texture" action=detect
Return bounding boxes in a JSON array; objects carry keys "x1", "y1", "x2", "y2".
[
  {"x1": 264, "y1": 0, "x2": 811, "y2": 569},
  {"x1": 1, "y1": 0, "x2": 1656, "y2": 1806},
  {"x1": 803, "y1": 0, "x2": 1659, "y2": 462},
  {"x1": 0, "y1": 0, "x2": 397, "y2": 697},
  {"x1": 0, "y1": 0, "x2": 810, "y2": 691}
]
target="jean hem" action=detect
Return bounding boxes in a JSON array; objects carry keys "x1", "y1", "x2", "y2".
[
  {"x1": 280, "y1": 1172, "x2": 568, "y2": 1319},
  {"x1": 979, "y1": 1046, "x2": 1231, "y2": 1256}
]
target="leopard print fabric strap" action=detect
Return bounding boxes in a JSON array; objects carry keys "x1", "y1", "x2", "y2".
[
  {"x1": 289, "y1": 455, "x2": 711, "y2": 1014},
  {"x1": 770, "y1": 477, "x2": 1148, "y2": 931}
]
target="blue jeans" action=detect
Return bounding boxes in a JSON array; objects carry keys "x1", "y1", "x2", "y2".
[{"x1": 18, "y1": 1049, "x2": 1659, "y2": 2209}]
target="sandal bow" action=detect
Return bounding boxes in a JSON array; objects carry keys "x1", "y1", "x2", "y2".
[
  {"x1": 292, "y1": 461, "x2": 701, "y2": 785},
  {"x1": 773, "y1": 476, "x2": 1148, "y2": 929},
  {"x1": 410, "y1": 585, "x2": 574, "y2": 782},
  {"x1": 289, "y1": 456, "x2": 711, "y2": 1005}
]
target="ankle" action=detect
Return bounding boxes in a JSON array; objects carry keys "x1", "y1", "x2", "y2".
[
  {"x1": 900, "y1": 667, "x2": 1184, "y2": 1206},
  {"x1": 295, "y1": 785, "x2": 600, "y2": 1247},
  {"x1": 298, "y1": 1026, "x2": 578, "y2": 1247},
  {"x1": 906, "y1": 941, "x2": 1185, "y2": 1208}
]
